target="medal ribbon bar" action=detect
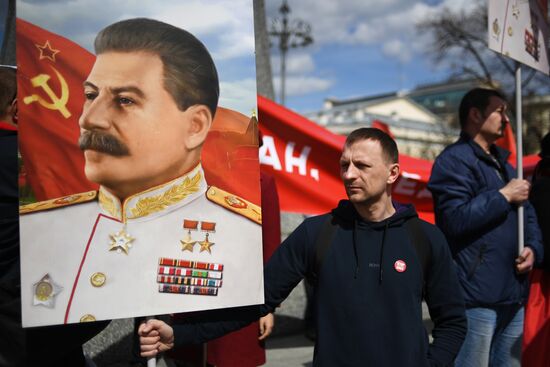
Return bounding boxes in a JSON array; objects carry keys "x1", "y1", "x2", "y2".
[{"x1": 159, "y1": 257, "x2": 223, "y2": 271}]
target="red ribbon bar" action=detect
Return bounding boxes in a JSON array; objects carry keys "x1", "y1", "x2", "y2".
[
  {"x1": 158, "y1": 258, "x2": 223, "y2": 271},
  {"x1": 183, "y1": 219, "x2": 199, "y2": 230},
  {"x1": 200, "y1": 221, "x2": 216, "y2": 232}
]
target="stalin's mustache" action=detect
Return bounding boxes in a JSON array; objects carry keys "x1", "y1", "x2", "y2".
[{"x1": 78, "y1": 130, "x2": 130, "y2": 156}]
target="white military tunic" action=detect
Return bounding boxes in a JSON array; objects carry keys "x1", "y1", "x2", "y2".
[{"x1": 20, "y1": 165, "x2": 263, "y2": 327}]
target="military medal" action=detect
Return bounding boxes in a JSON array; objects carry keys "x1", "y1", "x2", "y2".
[
  {"x1": 80, "y1": 314, "x2": 96, "y2": 322},
  {"x1": 33, "y1": 274, "x2": 62, "y2": 308},
  {"x1": 512, "y1": 4, "x2": 520, "y2": 19},
  {"x1": 109, "y1": 228, "x2": 135, "y2": 254},
  {"x1": 199, "y1": 221, "x2": 216, "y2": 254},
  {"x1": 90, "y1": 272, "x2": 106, "y2": 287},
  {"x1": 157, "y1": 258, "x2": 223, "y2": 296},
  {"x1": 181, "y1": 219, "x2": 198, "y2": 252}
]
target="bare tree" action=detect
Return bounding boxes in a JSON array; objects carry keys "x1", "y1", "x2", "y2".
[
  {"x1": 417, "y1": 1, "x2": 547, "y2": 91},
  {"x1": 417, "y1": 0, "x2": 549, "y2": 153}
]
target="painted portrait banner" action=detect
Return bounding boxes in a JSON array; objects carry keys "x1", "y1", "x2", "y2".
[
  {"x1": 488, "y1": 0, "x2": 550, "y2": 75},
  {"x1": 16, "y1": 1, "x2": 263, "y2": 327}
]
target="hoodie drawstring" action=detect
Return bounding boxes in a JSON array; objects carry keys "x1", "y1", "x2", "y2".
[
  {"x1": 353, "y1": 219, "x2": 360, "y2": 278},
  {"x1": 379, "y1": 222, "x2": 389, "y2": 284}
]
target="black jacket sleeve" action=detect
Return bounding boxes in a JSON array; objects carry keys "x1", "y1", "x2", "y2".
[
  {"x1": 423, "y1": 223, "x2": 467, "y2": 366},
  {"x1": 172, "y1": 305, "x2": 261, "y2": 346},
  {"x1": 172, "y1": 220, "x2": 313, "y2": 346}
]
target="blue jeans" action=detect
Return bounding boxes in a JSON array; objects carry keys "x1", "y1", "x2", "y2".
[{"x1": 455, "y1": 305, "x2": 523, "y2": 367}]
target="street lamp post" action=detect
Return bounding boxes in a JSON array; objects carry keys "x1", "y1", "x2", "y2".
[{"x1": 269, "y1": 0, "x2": 313, "y2": 105}]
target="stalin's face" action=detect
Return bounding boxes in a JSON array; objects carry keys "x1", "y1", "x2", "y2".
[{"x1": 79, "y1": 51, "x2": 211, "y2": 200}]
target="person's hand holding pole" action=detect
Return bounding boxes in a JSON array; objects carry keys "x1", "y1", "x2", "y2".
[
  {"x1": 499, "y1": 178, "x2": 530, "y2": 204},
  {"x1": 139, "y1": 318, "x2": 175, "y2": 361}
]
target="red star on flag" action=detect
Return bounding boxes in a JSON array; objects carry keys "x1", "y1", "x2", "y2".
[{"x1": 35, "y1": 40, "x2": 60, "y2": 62}]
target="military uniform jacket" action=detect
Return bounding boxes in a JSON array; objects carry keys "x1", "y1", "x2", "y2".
[{"x1": 20, "y1": 165, "x2": 263, "y2": 327}]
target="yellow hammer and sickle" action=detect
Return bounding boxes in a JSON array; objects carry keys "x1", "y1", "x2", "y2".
[{"x1": 23, "y1": 66, "x2": 71, "y2": 119}]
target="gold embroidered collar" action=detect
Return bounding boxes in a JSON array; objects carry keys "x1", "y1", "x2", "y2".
[{"x1": 98, "y1": 164, "x2": 205, "y2": 222}]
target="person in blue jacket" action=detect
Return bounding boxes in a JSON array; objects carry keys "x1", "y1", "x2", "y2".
[
  {"x1": 428, "y1": 88, "x2": 544, "y2": 367},
  {"x1": 139, "y1": 127, "x2": 467, "y2": 367}
]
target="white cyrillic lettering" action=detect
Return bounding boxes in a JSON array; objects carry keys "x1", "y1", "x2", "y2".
[{"x1": 259, "y1": 136, "x2": 282, "y2": 171}]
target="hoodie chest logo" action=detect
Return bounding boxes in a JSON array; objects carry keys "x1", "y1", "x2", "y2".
[{"x1": 394, "y1": 260, "x2": 407, "y2": 273}]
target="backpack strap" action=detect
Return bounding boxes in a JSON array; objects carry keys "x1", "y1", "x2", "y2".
[
  {"x1": 404, "y1": 217, "x2": 432, "y2": 297},
  {"x1": 307, "y1": 214, "x2": 338, "y2": 286}
]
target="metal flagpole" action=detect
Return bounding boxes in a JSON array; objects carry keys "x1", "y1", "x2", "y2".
[{"x1": 515, "y1": 62, "x2": 524, "y2": 254}]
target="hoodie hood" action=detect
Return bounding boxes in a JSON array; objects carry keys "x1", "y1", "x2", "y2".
[{"x1": 331, "y1": 199, "x2": 418, "y2": 229}]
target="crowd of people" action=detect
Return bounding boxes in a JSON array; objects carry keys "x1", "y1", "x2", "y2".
[{"x1": 1, "y1": 18, "x2": 550, "y2": 367}]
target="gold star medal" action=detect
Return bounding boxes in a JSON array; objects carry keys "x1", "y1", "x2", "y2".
[
  {"x1": 33, "y1": 274, "x2": 62, "y2": 308},
  {"x1": 199, "y1": 221, "x2": 216, "y2": 254},
  {"x1": 109, "y1": 228, "x2": 135, "y2": 254},
  {"x1": 181, "y1": 219, "x2": 199, "y2": 252}
]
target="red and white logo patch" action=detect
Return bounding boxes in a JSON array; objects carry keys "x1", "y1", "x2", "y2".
[{"x1": 394, "y1": 260, "x2": 407, "y2": 273}]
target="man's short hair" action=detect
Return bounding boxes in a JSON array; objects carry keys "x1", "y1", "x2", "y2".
[
  {"x1": 94, "y1": 18, "x2": 219, "y2": 118},
  {"x1": 458, "y1": 88, "x2": 506, "y2": 129},
  {"x1": 345, "y1": 127, "x2": 399, "y2": 164},
  {"x1": 0, "y1": 67, "x2": 16, "y2": 118}
]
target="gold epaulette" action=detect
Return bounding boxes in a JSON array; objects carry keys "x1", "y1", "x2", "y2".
[
  {"x1": 206, "y1": 186, "x2": 261, "y2": 224},
  {"x1": 20, "y1": 191, "x2": 98, "y2": 215}
]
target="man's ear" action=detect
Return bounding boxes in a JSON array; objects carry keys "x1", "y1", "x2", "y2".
[
  {"x1": 10, "y1": 99, "x2": 18, "y2": 123},
  {"x1": 184, "y1": 105, "x2": 212, "y2": 150},
  {"x1": 468, "y1": 107, "x2": 484, "y2": 125},
  {"x1": 387, "y1": 163, "x2": 400, "y2": 184}
]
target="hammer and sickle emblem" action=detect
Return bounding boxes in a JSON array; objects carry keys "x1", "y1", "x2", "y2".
[{"x1": 23, "y1": 66, "x2": 71, "y2": 119}]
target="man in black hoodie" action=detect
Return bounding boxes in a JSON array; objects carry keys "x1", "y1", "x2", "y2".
[{"x1": 139, "y1": 127, "x2": 467, "y2": 366}]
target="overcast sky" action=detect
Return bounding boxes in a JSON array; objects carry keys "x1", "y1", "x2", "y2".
[
  {"x1": 17, "y1": 0, "x2": 257, "y2": 115},
  {"x1": 266, "y1": 0, "x2": 478, "y2": 112}
]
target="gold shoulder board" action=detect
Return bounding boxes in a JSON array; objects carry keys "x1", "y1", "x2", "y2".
[
  {"x1": 20, "y1": 191, "x2": 98, "y2": 215},
  {"x1": 206, "y1": 186, "x2": 261, "y2": 224}
]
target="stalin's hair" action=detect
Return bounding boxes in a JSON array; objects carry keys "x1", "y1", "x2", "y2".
[
  {"x1": 0, "y1": 67, "x2": 16, "y2": 118},
  {"x1": 459, "y1": 88, "x2": 506, "y2": 129},
  {"x1": 345, "y1": 127, "x2": 399, "y2": 164},
  {"x1": 94, "y1": 18, "x2": 219, "y2": 118}
]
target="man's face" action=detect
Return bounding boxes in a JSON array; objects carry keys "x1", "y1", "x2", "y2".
[
  {"x1": 79, "y1": 51, "x2": 199, "y2": 197},
  {"x1": 479, "y1": 96, "x2": 509, "y2": 141},
  {"x1": 339, "y1": 139, "x2": 398, "y2": 205}
]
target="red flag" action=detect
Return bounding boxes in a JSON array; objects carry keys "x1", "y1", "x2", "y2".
[
  {"x1": 17, "y1": 18, "x2": 261, "y2": 205},
  {"x1": 495, "y1": 121, "x2": 517, "y2": 166},
  {"x1": 523, "y1": 269, "x2": 550, "y2": 367},
  {"x1": 17, "y1": 18, "x2": 97, "y2": 200},
  {"x1": 371, "y1": 119, "x2": 394, "y2": 138}
]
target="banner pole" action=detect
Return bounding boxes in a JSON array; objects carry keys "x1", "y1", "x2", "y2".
[
  {"x1": 515, "y1": 62, "x2": 524, "y2": 255},
  {"x1": 146, "y1": 316, "x2": 157, "y2": 367}
]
